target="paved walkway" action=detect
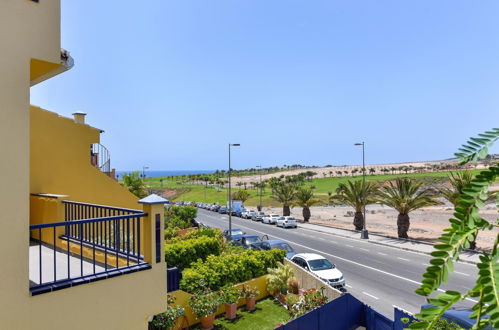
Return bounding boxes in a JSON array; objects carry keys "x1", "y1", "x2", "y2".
[{"x1": 298, "y1": 222, "x2": 481, "y2": 264}]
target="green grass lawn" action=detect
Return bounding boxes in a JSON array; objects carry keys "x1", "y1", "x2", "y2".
[
  {"x1": 143, "y1": 170, "x2": 482, "y2": 206},
  {"x1": 192, "y1": 298, "x2": 291, "y2": 330}
]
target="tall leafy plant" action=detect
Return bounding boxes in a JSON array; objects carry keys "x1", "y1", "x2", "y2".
[
  {"x1": 410, "y1": 129, "x2": 499, "y2": 329},
  {"x1": 121, "y1": 171, "x2": 148, "y2": 198},
  {"x1": 271, "y1": 181, "x2": 298, "y2": 216},
  {"x1": 294, "y1": 187, "x2": 321, "y2": 222},
  {"x1": 376, "y1": 178, "x2": 441, "y2": 238},
  {"x1": 330, "y1": 180, "x2": 379, "y2": 230}
]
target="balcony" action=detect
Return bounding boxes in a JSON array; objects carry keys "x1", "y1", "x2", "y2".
[{"x1": 29, "y1": 200, "x2": 151, "y2": 295}]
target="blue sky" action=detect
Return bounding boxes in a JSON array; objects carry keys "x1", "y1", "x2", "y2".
[{"x1": 31, "y1": 0, "x2": 499, "y2": 171}]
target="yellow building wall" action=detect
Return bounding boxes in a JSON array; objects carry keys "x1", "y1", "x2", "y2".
[
  {"x1": 0, "y1": 1, "x2": 166, "y2": 329},
  {"x1": 0, "y1": 0, "x2": 63, "y2": 328},
  {"x1": 30, "y1": 106, "x2": 138, "y2": 209},
  {"x1": 170, "y1": 275, "x2": 269, "y2": 327}
]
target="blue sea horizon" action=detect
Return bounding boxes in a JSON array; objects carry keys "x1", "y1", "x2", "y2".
[{"x1": 116, "y1": 170, "x2": 214, "y2": 178}]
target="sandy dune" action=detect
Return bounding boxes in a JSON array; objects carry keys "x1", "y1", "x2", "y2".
[{"x1": 230, "y1": 159, "x2": 485, "y2": 184}]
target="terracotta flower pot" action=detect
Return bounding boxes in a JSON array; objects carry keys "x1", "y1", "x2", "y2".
[
  {"x1": 225, "y1": 303, "x2": 237, "y2": 320},
  {"x1": 200, "y1": 313, "x2": 215, "y2": 330},
  {"x1": 246, "y1": 297, "x2": 256, "y2": 311},
  {"x1": 279, "y1": 294, "x2": 287, "y2": 305}
]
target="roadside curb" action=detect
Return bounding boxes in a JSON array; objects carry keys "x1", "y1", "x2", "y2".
[{"x1": 300, "y1": 223, "x2": 480, "y2": 265}]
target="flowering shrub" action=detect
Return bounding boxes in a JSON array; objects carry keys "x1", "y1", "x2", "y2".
[
  {"x1": 240, "y1": 284, "x2": 260, "y2": 299},
  {"x1": 289, "y1": 288, "x2": 328, "y2": 318},
  {"x1": 150, "y1": 295, "x2": 185, "y2": 329},
  {"x1": 302, "y1": 288, "x2": 328, "y2": 310},
  {"x1": 180, "y1": 249, "x2": 286, "y2": 293},
  {"x1": 220, "y1": 285, "x2": 241, "y2": 304},
  {"x1": 188, "y1": 289, "x2": 221, "y2": 318}
]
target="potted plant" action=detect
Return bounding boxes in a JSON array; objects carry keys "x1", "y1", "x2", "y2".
[
  {"x1": 150, "y1": 295, "x2": 185, "y2": 330},
  {"x1": 220, "y1": 285, "x2": 240, "y2": 320},
  {"x1": 240, "y1": 284, "x2": 260, "y2": 311},
  {"x1": 189, "y1": 289, "x2": 220, "y2": 330},
  {"x1": 266, "y1": 262, "x2": 294, "y2": 304},
  {"x1": 287, "y1": 277, "x2": 299, "y2": 295}
]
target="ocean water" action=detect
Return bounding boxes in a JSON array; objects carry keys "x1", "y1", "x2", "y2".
[{"x1": 116, "y1": 170, "x2": 214, "y2": 179}]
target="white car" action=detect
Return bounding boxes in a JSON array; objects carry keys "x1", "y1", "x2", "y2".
[
  {"x1": 290, "y1": 253, "x2": 345, "y2": 289},
  {"x1": 276, "y1": 216, "x2": 297, "y2": 228},
  {"x1": 245, "y1": 210, "x2": 256, "y2": 219},
  {"x1": 263, "y1": 214, "x2": 280, "y2": 224}
]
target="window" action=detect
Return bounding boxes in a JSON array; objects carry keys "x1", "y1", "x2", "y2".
[{"x1": 308, "y1": 259, "x2": 334, "y2": 271}]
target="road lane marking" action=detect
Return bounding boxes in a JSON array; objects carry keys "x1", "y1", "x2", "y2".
[
  {"x1": 362, "y1": 292, "x2": 379, "y2": 300},
  {"x1": 360, "y1": 248, "x2": 369, "y2": 252},
  {"x1": 378, "y1": 252, "x2": 387, "y2": 256},
  {"x1": 346, "y1": 244, "x2": 354, "y2": 248},
  {"x1": 205, "y1": 217, "x2": 479, "y2": 304},
  {"x1": 297, "y1": 225, "x2": 476, "y2": 268},
  {"x1": 346, "y1": 284, "x2": 352, "y2": 288},
  {"x1": 422, "y1": 263, "x2": 431, "y2": 266},
  {"x1": 397, "y1": 257, "x2": 410, "y2": 262}
]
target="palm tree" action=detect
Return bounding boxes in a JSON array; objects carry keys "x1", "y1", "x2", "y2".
[
  {"x1": 232, "y1": 190, "x2": 251, "y2": 204},
  {"x1": 438, "y1": 171, "x2": 497, "y2": 250},
  {"x1": 271, "y1": 182, "x2": 298, "y2": 216},
  {"x1": 294, "y1": 187, "x2": 321, "y2": 222},
  {"x1": 369, "y1": 168, "x2": 376, "y2": 175},
  {"x1": 330, "y1": 180, "x2": 379, "y2": 230},
  {"x1": 376, "y1": 178, "x2": 441, "y2": 239},
  {"x1": 439, "y1": 171, "x2": 474, "y2": 206}
]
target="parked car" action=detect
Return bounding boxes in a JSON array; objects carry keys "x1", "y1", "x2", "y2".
[
  {"x1": 223, "y1": 228, "x2": 245, "y2": 241},
  {"x1": 218, "y1": 206, "x2": 228, "y2": 214},
  {"x1": 290, "y1": 253, "x2": 345, "y2": 289},
  {"x1": 211, "y1": 204, "x2": 220, "y2": 212},
  {"x1": 234, "y1": 208, "x2": 246, "y2": 217},
  {"x1": 251, "y1": 211, "x2": 265, "y2": 221},
  {"x1": 244, "y1": 210, "x2": 256, "y2": 219},
  {"x1": 252, "y1": 239, "x2": 297, "y2": 259},
  {"x1": 420, "y1": 305, "x2": 492, "y2": 329},
  {"x1": 276, "y1": 216, "x2": 297, "y2": 228},
  {"x1": 262, "y1": 214, "x2": 280, "y2": 224},
  {"x1": 232, "y1": 234, "x2": 263, "y2": 249}
]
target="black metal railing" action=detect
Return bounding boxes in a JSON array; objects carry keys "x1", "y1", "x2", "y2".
[
  {"x1": 91, "y1": 143, "x2": 111, "y2": 174},
  {"x1": 63, "y1": 200, "x2": 145, "y2": 258},
  {"x1": 29, "y1": 201, "x2": 149, "y2": 295}
]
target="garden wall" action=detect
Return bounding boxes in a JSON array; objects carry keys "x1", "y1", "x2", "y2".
[
  {"x1": 169, "y1": 275, "x2": 269, "y2": 327},
  {"x1": 284, "y1": 259, "x2": 343, "y2": 301}
]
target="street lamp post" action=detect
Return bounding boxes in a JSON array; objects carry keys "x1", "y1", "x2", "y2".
[
  {"x1": 354, "y1": 142, "x2": 369, "y2": 239},
  {"x1": 142, "y1": 166, "x2": 149, "y2": 179},
  {"x1": 228, "y1": 144, "x2": 240, "y2": 240},
  {"x1": 256, "y1": 165, "x2": 262, "y2": 211}
]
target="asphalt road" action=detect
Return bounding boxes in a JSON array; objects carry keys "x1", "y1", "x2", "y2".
[{"x1": 196, "y1": 208, "x2": 478, "y2": 318}]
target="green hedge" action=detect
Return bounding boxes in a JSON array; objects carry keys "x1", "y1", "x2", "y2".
[
  {"x1": 180, "y1": 249, "x2": 286, "y2": 293},
  {"x1": 165, "y1": 236, "x2": 222, "y2": 270},
  {"x1": 166, "y1": 227, "x2": 224, "y2": 245}
]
